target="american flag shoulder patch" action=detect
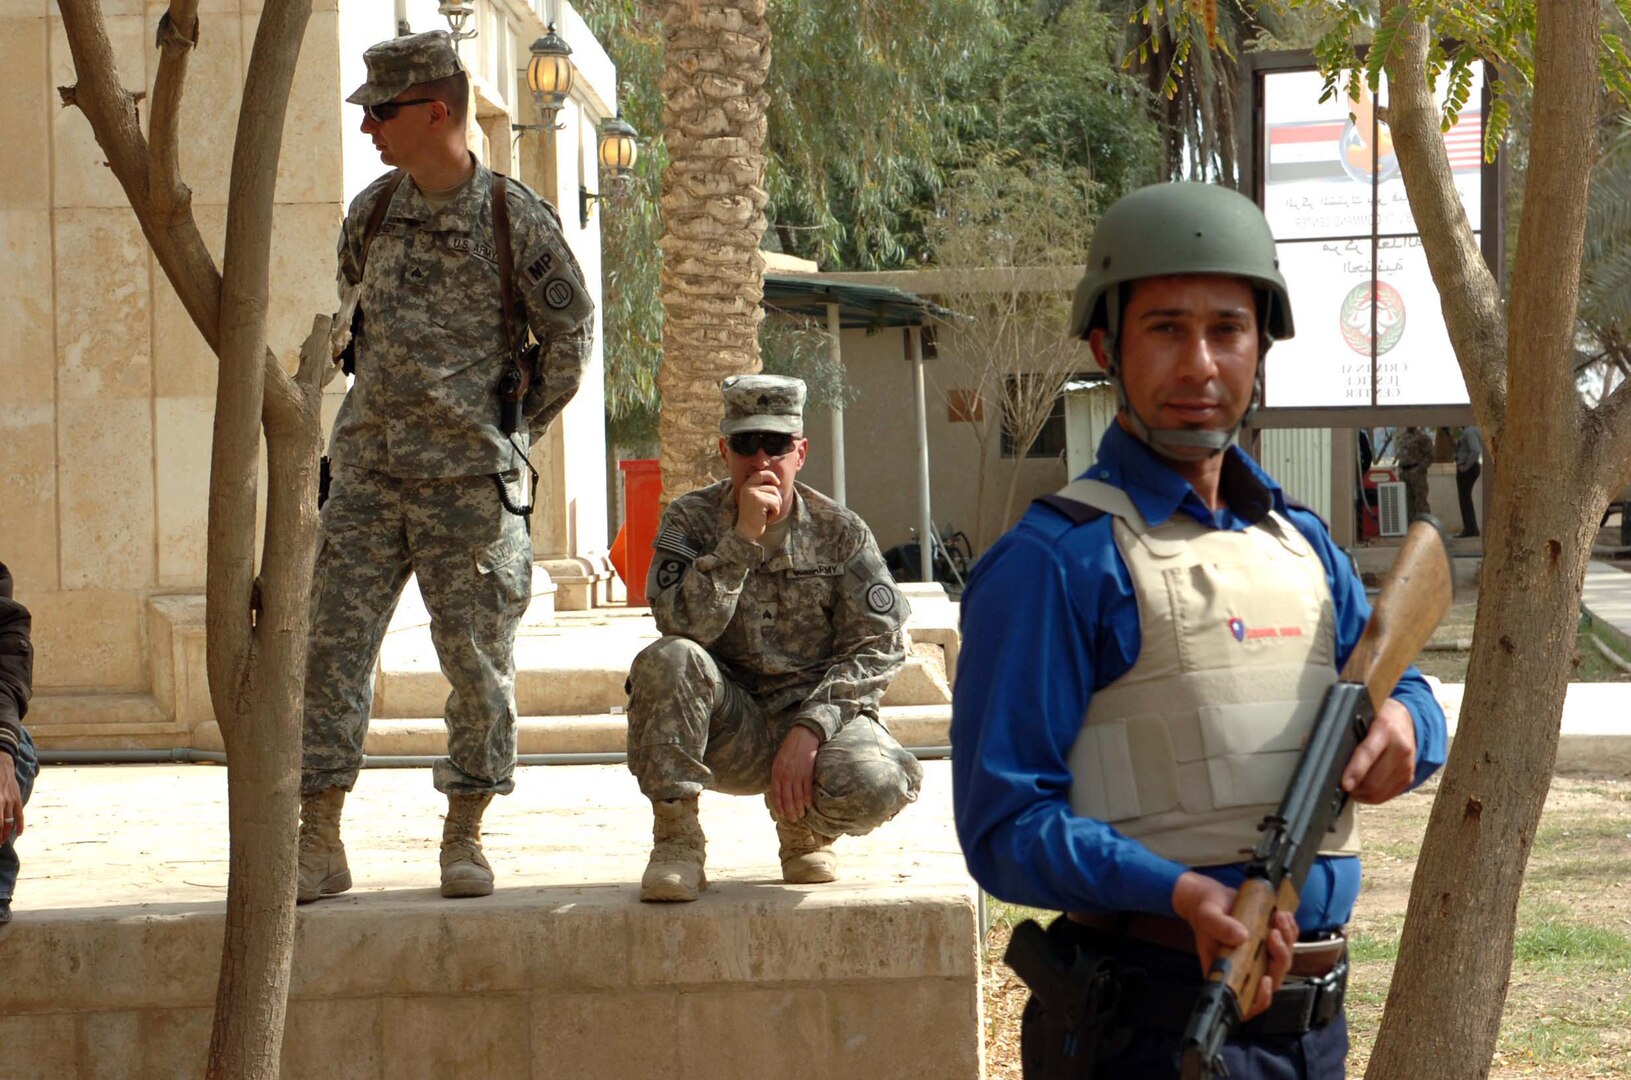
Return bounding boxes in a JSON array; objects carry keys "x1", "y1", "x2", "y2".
[{"x1": 655, "y1": 525, "x2": 701, "y2": 560}]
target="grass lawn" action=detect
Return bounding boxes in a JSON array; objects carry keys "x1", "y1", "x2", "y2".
[{"x1": 980, "y1": 776, "x2": 1631, "y2": 1078}]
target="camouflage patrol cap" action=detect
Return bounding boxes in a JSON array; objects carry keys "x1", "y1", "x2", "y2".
[
  {"x1": 346, "y1": 30, "x2": 464, "y2": 108},
  {"x1": 719, "y1": 374, "x2": 806, "y2": 435}
]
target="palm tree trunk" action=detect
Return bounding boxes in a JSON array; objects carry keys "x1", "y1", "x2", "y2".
[{"x1": 656, "y1": 0, "x2": 772, "y2": 506}]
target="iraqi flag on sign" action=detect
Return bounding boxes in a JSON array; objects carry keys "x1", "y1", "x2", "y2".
[{"x1": 1266, "y1": 113, "x2": 1483, "y2": 185}]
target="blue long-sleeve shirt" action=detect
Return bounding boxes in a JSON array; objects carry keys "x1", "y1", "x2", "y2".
[{"x1": 951, "y1": 423, "x2": 1447, "y2": 932}]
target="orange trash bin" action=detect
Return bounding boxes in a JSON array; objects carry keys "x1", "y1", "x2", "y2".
[{"x1": 617, "y1": 459, "x2": 662, "y2": 607}]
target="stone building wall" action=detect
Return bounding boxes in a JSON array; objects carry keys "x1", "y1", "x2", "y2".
[
  {"x1": 1, "y1": 0, "x2": 615, "y2": 747},
  {"x1": 0, "y1": 2, "x2": 344, "y2": 743}
]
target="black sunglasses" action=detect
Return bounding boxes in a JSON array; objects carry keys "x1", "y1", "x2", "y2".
[
  {"x1": 363, "y1": 97, "x2": 436, "y2": 123},
  {"x1": 727, "y1": 431, "x2": 799, "y2": 458}
]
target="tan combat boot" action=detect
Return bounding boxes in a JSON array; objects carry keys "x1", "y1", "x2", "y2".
[
  {"x1": 777, "y1": 820, "x2": 838, "y2": 885},
  {"x1": 640, "y1": 796, "x2": 707, "y2": 902},
  {"x1": 440, "y1": 792, "x2": 495, "y2": 899},
  {"x1": 297, "y1": 787, "x2": 351, "y2": 904}
]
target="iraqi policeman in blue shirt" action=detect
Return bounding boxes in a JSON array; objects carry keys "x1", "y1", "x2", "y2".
[{"x1": 951, "y1": 183, "x2": 1447, "y2": 1079}]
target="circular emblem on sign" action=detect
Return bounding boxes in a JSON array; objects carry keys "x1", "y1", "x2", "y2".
[
  {"x1": 1338, "y1": 89, "x2": 1400, "y2": 186},
  {"x1": 655, "y1": 558, "x2": 686, "y2": 590},
  {"x1": 1339, "y1": 280, "x2": 1406, "y2": 356},
  {"x1": 544, "y1": 279, "x2": 575, "y2": 310},
  {"x1": 866, "y1": 582, "x2": 895, "y2": 615}
]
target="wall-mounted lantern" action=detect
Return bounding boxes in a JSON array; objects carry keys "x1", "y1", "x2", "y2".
[
  {"x1": 580, "y1": 115, "x2": 640, "y2": 227},
  {"x1": 438, "y1": 2, "x2": 476, "y2": 43},
  {"x1": 512, "y1": 25, "x2": 574, "y2": 134}
]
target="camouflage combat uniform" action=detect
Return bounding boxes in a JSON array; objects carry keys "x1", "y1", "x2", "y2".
[
  {"x1": 302, "y1": 161, "x2": 594, "y2": 797},
  {"x1": 626, "y1": 480, "x2": 924, "y2": 837},
  {"x1": 1396, "y1": 426, "x2": 1435, "y2": 521}
]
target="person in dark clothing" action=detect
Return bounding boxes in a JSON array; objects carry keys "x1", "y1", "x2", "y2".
[
  {"x1": 1454, "y1": 427, "x2": 1482, "y2": 538},
  {"x1": 0, "y1": 561, "x2": 38, "y2": 926}
]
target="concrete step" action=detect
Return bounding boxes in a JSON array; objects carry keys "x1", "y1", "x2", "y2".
[
  {"x1": 0, "y1": 885, "x2": 981, "y2": 1080},
  {"x1": 26, "y1": 693, "x2": 188, "y2": 750},
  {"x1": 373, "y1": 630, "x2": 952, "y2": 720},
  {"x1": 191, "y1": 704, "x2": 952, "y2": 758},
  {"x1": 2, "y1": 761, "x2": 980, "y2": 1080}
]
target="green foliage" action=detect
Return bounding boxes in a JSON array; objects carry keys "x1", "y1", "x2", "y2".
[
  {"x1": 584, "y1": 2, "x2": 666, "y2": 452},
  {"x1": 588, "y1": 0, "x2": 1162, "y2": 445},
  {"x1": 970, "y1": 1, "x2": 1162, "y2": 209},
  {"x1": 763, "y1": 0, "x2": 1002, "y2": 270},
  {"x1": 1271, "y1": 0, "x2": 1557, "y2": 151}
]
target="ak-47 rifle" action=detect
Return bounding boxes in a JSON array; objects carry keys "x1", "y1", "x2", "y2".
[{"x1": 1180, "y1": 516, "x2": 1453, "y2": 1080}]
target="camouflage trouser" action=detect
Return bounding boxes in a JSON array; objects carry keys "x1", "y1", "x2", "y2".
[
  {"x1": 1400, "y1": 463, "x2": 1432, "y2": 519},
  {"x1": 302, "y1": 464, "x2": 531, "y2": 797},
  {"x1": 625, "y1": 636, "x2": 923, "y2": 837}
]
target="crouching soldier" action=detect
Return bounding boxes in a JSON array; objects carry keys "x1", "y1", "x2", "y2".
[{"x1": 626, "y1": 375, "x2": 924, "y2": 901}]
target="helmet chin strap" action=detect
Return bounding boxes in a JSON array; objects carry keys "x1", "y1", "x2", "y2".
[{"x1": 1099, "y1": 283, "x2": 1272, "y2": 463}]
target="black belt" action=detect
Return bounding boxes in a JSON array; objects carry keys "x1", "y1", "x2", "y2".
[
  {"x1": 1056, "y1": 917, "x2": 1348, "y2": 1038},
  {"x1": 1122, "y1": 959, "x2": 1348, "y2": 1037}
]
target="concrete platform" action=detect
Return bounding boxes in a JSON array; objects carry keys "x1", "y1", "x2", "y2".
[{"x1": 0, "y1": 761, "x2": 981, "y2": 1080}]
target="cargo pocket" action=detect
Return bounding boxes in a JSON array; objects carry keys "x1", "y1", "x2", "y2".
[
  {"x1": 1067, "y1": 715, "x2": 1180, "y2": 823},
  {"x1": 469, "y1": 528, "x2": 531, "y2": 643},
  {"x1": 1196, "y1": 699, "x2": 1310, "y2": 809}
]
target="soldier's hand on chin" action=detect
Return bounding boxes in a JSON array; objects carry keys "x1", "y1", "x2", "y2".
[{"x1": 735, "y1": 471, "x2": 783, "y2": 542}]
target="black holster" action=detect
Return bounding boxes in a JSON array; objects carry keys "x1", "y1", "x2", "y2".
[
  {"x1": 318, "y1": 455, "x2": 332, "y2": 509},
  {"x1": 1006, "y1": 918, "x2": 1134, "y2": 1079},
  {"x1": 339, "y1": 305, "x2": 363, "y2": 377}
]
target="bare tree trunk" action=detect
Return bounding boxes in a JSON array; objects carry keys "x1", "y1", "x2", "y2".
[
  {"x1": 1366, "y1": 3, "x2": 1619, "y2": 1075},
  {"x1": 202, "y1": 2, "x2": 315, "y2": 1074},
  {"x1": 56, "y1": 2, "x2": 320, "y2": 1076},
  {"x1": 656, "y1": 0, "x2": 772, "y2": 505}
]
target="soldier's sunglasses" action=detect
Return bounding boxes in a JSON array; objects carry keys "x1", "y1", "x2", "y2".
[
  {"x1": 727, "y1": 432, "x2": 799, "y2": 458},
  {"x1": 363, "y1": 98, "x2": 436, "y2": 123}
]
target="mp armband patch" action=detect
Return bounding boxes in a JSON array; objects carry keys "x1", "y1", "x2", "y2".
[{"x1": 865, "y1": 582, "x2": 897, "y2": 615}]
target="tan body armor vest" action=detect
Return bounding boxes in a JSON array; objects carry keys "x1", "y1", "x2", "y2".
[{"x1": 1061, "y1": 479, "x2": 1361, "y2": 868}]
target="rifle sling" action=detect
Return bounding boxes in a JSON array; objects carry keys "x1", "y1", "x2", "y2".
[
  {"x1": 347, "y1": 170, "x2": 529, "y2": 398},
  {"x1": 357, "y1": 169, "x2": 406, "y2": 279},
  {"x1": 491, "y1": 174, "x2": 530, "y2": 397}
]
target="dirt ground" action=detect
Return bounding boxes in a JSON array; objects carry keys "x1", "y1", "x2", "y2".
[{"x1": 982, "y1": 776, "x2": 1631, "y2": 1078}]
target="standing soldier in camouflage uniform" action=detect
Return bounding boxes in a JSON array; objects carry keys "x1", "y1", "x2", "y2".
[
  {"x1": 626, "y1": 375, "x2": 924, "y2": 902},
  {"x1": 298, "y1": 31, "x2": 594, "y2": 902},
  {"x1": 1395, "y1": 425, "x2": 1435, "y2": 521}
]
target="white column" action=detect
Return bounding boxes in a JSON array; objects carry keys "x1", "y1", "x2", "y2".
[
  {"x1": 910, "y1": 324, "x2": 933, "y2": 583},
  {"x1": 827, "y1": 303, "x2": 846, "y2": 505}
]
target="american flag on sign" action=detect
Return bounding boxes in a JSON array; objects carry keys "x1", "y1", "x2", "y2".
[{"x1": 1442, "y1": 115, "x2": 1484, "y2": 172}]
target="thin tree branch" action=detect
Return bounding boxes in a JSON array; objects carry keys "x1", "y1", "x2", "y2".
[
  {"x1": 150, "y1": 1, "x2": 201, "y2": 219},
  {"x1": 1381, "y1": 1, "x2": 1509, "y2": 443},
  {"x1": 58, "y1": 0, "x2": 224, "y2": 356},
  {"x1": 59, "y1": 0, "x2": 300, "y2": 442},
  {"x1": 205, "y1": 0, "x2": 312, "y2": 720}
]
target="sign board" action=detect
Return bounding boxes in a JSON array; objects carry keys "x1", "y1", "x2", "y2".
[{"x1": 1253, "y1": 64, "x2": 1491, "y2": 412}]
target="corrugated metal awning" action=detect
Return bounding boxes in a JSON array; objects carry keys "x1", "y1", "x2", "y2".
[{"x1": 761, "y1": 273, "x2": 955, "y2": 330}]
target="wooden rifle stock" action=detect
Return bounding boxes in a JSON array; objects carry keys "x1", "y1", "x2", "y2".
[
  {"x1": 1180, "y1": 517, "x2": 1452, "y2": 1079},
  {"x1": 1337, "y1": 517, "x2": 1456, "y2": 709}
]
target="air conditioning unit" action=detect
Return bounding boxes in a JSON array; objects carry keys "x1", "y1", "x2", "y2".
[{"x1": 1376, "y1": 482, "x2": 1408, "y2": 537}]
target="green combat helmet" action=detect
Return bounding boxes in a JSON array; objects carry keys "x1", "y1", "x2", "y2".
[{"x1": 1068, "y1": 182, "x2": 1295, "y2": 459}]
